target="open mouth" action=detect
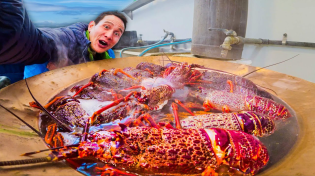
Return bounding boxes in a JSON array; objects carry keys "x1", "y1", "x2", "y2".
[{"x1": 99, "y1": 40, "x2": 108, "y2": 48}]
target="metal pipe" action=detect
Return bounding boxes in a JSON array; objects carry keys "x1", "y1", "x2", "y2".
[
  {"x1": 210, "y1": 28, "x2": 315, "y2": 58},
  {"x1": 138, "y1": 38, "x2": 192, "y2": 57},
  {"x1": 238, "y1": 37, "x2": 263, "y2": 44},
  {"x1": 120, "y1": 35, "x2": 167, "y2": 58},
  {"x1": 262, "y1": 40, "x2": 315, "y2": 47},
  {"x1": 120, "y1": 30, "x2": 175, "y2": 58},
  {"x1": 238, "y1": 36, "x2": 315, "y2": 47},
  {"x1": 142, "y1": 39, "x2": 188, "y2": 44}
]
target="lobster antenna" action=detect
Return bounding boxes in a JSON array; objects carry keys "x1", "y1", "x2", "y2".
[
  {"x1": 0, "y1": 104, "x2": 43, "y2": 138},
  {"x1": 0, "y1": 157, "x2": 53, "y2": 166},
  {"x1": 24, "y1": 79, "x2": 73, "y2": 132},
  {"x1": 21, "y1": 144, "x2": 79, "y2": 156},
  {"x1": 257, "y1": 85, "x2": 278, "y2": 95},
  {"x1": 242, "y1": 54, "x2": 299, "y2": 77},
  {"x1": 162, "y1": 52, "x2": 181, "y2": 64}
]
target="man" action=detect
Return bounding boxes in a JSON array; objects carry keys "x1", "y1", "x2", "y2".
[{"x1": 0, "y1": 0, "x2": 127, "y2": 85}]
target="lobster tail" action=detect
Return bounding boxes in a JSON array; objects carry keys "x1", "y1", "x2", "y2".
[
  {"x1": 205, "y1": 128, "x2": 269, "y2": 175},
  {"x1": 246, "y1": 96, "x2": 292, "y2": 120},
  {"x1": 227, "y1": 129, "x2": 269, "y2": 174},
  {"x1": 0, "y1": 157, "x2": 52, "y2": 166},
  {"x1": 236, "y1": 111, "x2": 275, "y2": 137}
]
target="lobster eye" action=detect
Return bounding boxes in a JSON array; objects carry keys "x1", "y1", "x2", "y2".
[{"x1": 111, "y1": 137, "x2": 116, "y2": 141}]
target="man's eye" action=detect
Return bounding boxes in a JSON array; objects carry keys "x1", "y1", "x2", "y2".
[
  {"x1": 104, "y1": 25, "x2": 109, "y2": 29},
  {"x1": 114, "y1": 32, "x2": 120, "y2": 36}
]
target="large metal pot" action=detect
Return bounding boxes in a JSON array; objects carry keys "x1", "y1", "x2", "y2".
[{"x1": 0, "y1": 56, "x2": 313, "y2": 175}]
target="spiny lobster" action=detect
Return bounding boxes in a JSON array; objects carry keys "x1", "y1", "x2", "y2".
[
  {"x1": 162, "y1": 62, "x2": 274, "y2": 99},
  {"x1": 29, "y1": 82, "x2": 175, "y2": 148},
  {"x1": 136, "y1": 62, "x2": 165, "y2": 76},
  {"x1": 189, "y1": 88, "x2": 291, "y2": 120},
  {"x1": 32, "y1": 84, "x2": 175, "y2": 125},
  {"x1": 70, "y1": 66, "x2": 154, "y2": 100},
  {"x1": 0, "y1": 119, "x2": 269, "y2": 175},
  {"x1": 172, "y1": 100, "x2": 275, "y2": 137},
  {"x1": 193, "y1": 68, "x2": 274, "y2": 99}
]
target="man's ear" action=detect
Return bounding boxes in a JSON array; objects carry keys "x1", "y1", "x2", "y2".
[{"x1": 88, "y1": 21, "x2": 96, "y2": 31}]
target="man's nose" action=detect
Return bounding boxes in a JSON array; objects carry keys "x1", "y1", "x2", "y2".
[{"x1": 105, "y1": 30, "x2": 114, "y2": 40}]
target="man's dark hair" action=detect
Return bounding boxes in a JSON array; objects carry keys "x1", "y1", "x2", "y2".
[{"x1": 94, "y1": 11, "x2": 127, "y2": 31}]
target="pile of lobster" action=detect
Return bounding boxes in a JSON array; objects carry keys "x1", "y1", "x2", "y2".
[{"x1": 0, "y1": 61, "x2": 292, "y2": 175}]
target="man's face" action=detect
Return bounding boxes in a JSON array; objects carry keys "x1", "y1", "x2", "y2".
[{"x1": 88, "y1": 15, "x2": 124, "y2": 53}]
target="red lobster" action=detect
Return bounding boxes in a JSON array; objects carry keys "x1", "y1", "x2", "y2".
[
  {"x1": 71, "y1": 66, "x2": 154, "y2": 100},
  {"x1": 172, "y1": 103, "x2": 275, "y2": 137},
  {"x1": 136, "y1": 62, "x2": 166, "y2": 76},
  {"x1": 0, "y1": 122, "x2": 269, "y2": 175},
  {"x1": 162, "y1": 62, "x2": 274, "y2": 99},
  {"x1": 189, "y1": 88, "x2": 291, "y2": 120},
  {"x1": 192, "y1": 67, "x2": 274, "y2": 99},
  {"x1": 30, "y1": 84, "x2": 175, "y2": 147}
]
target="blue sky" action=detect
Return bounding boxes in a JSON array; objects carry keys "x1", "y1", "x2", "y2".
[{"x1": 24, "y1": 0, "x2": 134, "y2": 27}]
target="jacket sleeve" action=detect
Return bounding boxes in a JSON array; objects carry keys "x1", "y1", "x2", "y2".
[{"x1": 0, "y1": 0, "x2": 50, "y2": 65}]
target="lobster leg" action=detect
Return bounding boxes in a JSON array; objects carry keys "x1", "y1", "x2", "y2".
[
  {"x1": 72, "y1": 82, "x2": 94, "y2": 97},
  {"x1": 138, "y1": 114, "x2": 159, "y2": 128},
  {"x1": 226, "y1": 80, "x2": 234, "y2": 93},
  {"x1": 128, "y1": 118, "x2": 145, "y2": 127},
  {"x1": 143, "y1": 68, "x2": 154, "y2": 75},
  {"x1": 187, "y1": 70, "x2": 202, "y2": 83},
  {"x1": 118, "y1": 85, "x2": 146, "y2": 92},
  {"x1": 44, "y1": 123, "x2": 65, "y2": 148},
  {"x1": 174, "y1": 99, "x2": 195, "y2": 116},
  {"x1": 45, "y1": 124, "x2": 57, "y2": 146},
  {"x1": 52, "y1": 133, "x2": 64, "y2": 148},
  {"x1": 203, "y1": 100, "x2": 214, "y2": 112},
  {"x1": 204, "y1": 100, "x2": 230, "y2": 113},
  {"x1": 100, "y1": 68, "x2": 136, "y2": 79},
  {"x1": 128, "y1": 113, "x2": 159, "y2": 128},
  {"x1": 98, "y1": 69, "x2": 109, "y2": 76},
  {"x1": 172, "y1": 100, "x2": 205, "y2": 129},
  {"x1": 89, "y1": 91, "x2": 136, "y2": 124},
  {"x1": 109, "y1": 89, "x2": 118, "y2": 100},
  {"x1": 96, "y1": 164, "x2": 136, "y2": 176},
  {"x1": 24, "y1": 122, "x2": 90, "y2": 156},
  {"x1": 29, "y1": 101, "x2": 42, "y2": 109},
  {"x1": 171, "y1": 103, "x2": 182, "y2": 129},
  {"x1": 82, "y1": 122, "x2": 90, "y2": 141},
  {"x1": 222, "y1": 105, "x2": 231, "y2": 113},
  {"x1": 163, "y1": 66, "x2": 176, "y2": 77},
  {"x1": 113, "y1": 68, "x2": 136, "y2": 80},
  {"x1": 197, "y1": 80, "x2": 213, "y2": 84},
  {"x1": 29, "y1": 96, "x2": 65, "y2": 109},
  {"x1": 184, "y1": 82, "x2": 201, "y2": 85},
  {"x1": 47, "y1": 120, "x2": 90, "y2": 148},
  {"x1": 201, "y1": 166, "x2": 217, "y2": 176}
]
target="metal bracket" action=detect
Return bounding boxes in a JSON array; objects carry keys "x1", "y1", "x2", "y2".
[
  {"x1": 121, "y1": 0, "x2": 154, "y2": 20},
  {"x1": 123, "y1": 10, "x2": 133, "y2": 20},
  {"x1": 282, "y1": 33, "x2": 287, "y2": 45}
]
